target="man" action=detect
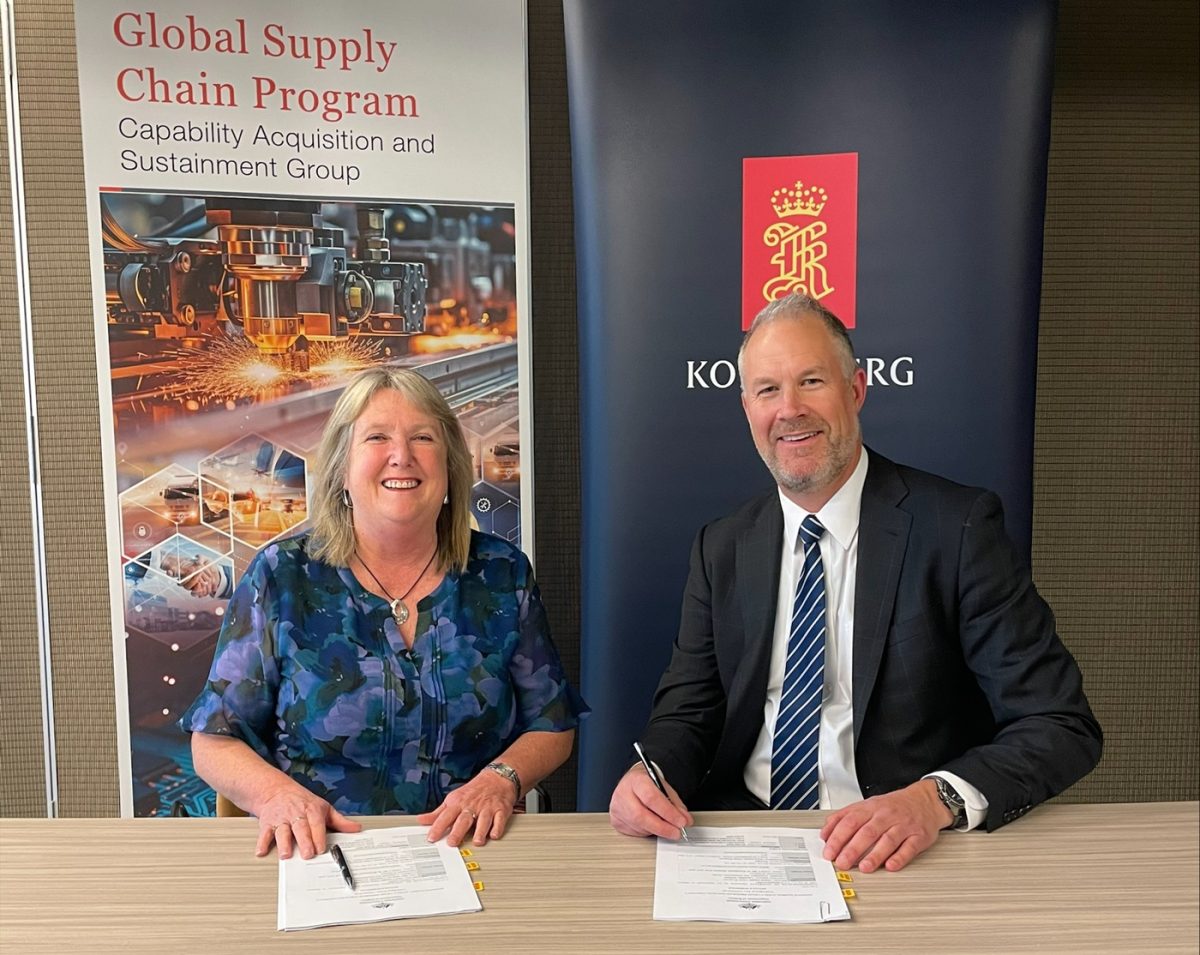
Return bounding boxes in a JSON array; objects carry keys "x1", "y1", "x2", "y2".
[{"x1": 609, "y1": 293, "x2": 1102, "y2": 873}]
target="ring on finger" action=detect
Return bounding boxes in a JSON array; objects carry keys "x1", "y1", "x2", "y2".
[{"x1": 460, "y1": 808, "x2": 477, "y2": 820}]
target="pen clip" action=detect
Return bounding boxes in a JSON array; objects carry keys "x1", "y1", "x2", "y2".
[{"x1": 632, "y1": 742, "x2": 662, "y2": 787}]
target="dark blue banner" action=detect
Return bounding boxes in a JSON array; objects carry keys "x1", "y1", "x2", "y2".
[{"x1": 565, "y1": 0, "x2": 1055, "y2": 810}]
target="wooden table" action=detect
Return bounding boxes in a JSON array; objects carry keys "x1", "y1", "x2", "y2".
[{"x1": 1, "y1": 802, "x2": 1196, "y2": 954}]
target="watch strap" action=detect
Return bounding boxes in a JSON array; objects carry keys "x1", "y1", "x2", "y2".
[{"x1": 486, "y1": 761, "x2": 521, "y2": 800}]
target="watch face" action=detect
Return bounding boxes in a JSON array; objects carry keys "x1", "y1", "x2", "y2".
[{"x1": 936, "y1": 779, "x2": 964, "y2": 814}]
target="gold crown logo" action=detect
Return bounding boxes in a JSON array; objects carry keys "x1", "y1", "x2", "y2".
[{"x1": 771, "y1": 180, "x2": 828, "y2": 218}]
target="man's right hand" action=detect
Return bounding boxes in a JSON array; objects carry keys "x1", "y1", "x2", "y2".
[{"x1": 609, "y1": 763, "x2": 694, "y2": 839}]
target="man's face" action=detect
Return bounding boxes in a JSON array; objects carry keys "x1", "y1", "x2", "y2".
[{"x1": 740, "y1": 315, "x2": 867, "y2": 511}]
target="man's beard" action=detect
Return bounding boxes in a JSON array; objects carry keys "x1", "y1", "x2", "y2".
[{"x1": 762, "y1": 417, "x2": 860, "y2": 497}]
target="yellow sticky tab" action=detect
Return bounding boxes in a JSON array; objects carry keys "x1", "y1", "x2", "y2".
[
  {"x1": 842, "y1": 887, "x2": 856, "y2": 900},
  {"x1": 465, "y1": 860, "x2": 480, "y2": 871},
  {"x1": 459, "y1": 848, "x2": 473, "y2": 857},
  {"x1": 837, "y1": 871, "x2": 853, "y2": 883},
  {"x1": 473, "y1": 880, "x2": 485, "y2": 892}
]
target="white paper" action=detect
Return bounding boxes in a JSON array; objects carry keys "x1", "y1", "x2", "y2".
[
  {"x1": 653, "y1": 826, "x2": 851, "y2": 923},
  {"x1": 277, "y1": 827, "x2": 482, "y2": 931}
]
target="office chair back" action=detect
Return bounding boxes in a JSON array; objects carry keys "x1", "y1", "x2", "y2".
[{"x1": 215, "y1": 793, "x2": 248, "y2": 817}]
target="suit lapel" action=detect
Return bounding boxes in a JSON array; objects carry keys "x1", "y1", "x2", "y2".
[
  {"x1": 852, "y1": 451, "x2": 911, "y2": 738},
  {"x1": 732, "y1": 494, "x2": 783, "y2": 726}
]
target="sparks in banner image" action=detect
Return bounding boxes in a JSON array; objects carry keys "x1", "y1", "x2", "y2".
[{"x1": 104, "y1": 190, "x2": 525, "y2": 815}]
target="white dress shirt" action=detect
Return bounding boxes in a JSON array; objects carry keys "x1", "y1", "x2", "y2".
[{"x1": 742, "y1": 450, "x2": 988, "y2": 830}]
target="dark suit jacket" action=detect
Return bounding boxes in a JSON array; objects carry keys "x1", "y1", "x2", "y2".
[{"x1": 640, "y1": 449, "x2": 1102, "y2": 831}]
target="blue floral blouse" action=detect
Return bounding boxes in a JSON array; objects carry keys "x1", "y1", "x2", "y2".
[{"x1": 181, "y1": 531, "x2": 588, "y2": 814}]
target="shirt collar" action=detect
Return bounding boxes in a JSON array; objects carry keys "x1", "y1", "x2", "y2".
[{"x1": 778, "y1": 447, "x2": 869, "y2": 553}]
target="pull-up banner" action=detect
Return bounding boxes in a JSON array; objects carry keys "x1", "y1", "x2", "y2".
[
  {"x1": 565, "y1": 0, "x2": 1056, "y2": 810},
  {"x1": 73, "y1": 0, "x2": 535, "y2": 817}
]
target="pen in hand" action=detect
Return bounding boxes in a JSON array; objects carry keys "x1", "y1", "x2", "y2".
[
  {"x1": 632, "y1": 742, "x2": 689, "y2": 842},
  {"x1": 330, "y1": 843, "x2": 355, "y2": 891}
]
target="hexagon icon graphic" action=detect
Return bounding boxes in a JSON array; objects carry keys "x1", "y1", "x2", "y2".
[
  {"x1": 134, "y1": 535, "x2": 233, "y2": 599},
  {"x1": 120, "y1": 464, "x2": 233, "y2": 561},
  {"x1": 120, "y1": 501, "x2": 176, "y2": 561},
  {"x1": 456, "y1": 387, "x2": 519, "y2": 494},
  {"x1": 482, "y1": 433, "x2": 520, "y2": 490},
  {"x1": 472, "y1": 481, "x2": 521, "y2": 545},
  {"x1": 123, "y1": 533, "x2": 232, "y2": 651},
  {"x1": 199, "y1": 434, "x2": 308, "y2": 548}
]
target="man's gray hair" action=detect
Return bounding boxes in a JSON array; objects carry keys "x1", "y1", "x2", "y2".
[{"x1": 737, "y1": 293, "x2": 857, "y2": 387}]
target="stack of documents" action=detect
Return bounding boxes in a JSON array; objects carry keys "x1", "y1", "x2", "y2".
[
  {"x1": 277, "y1": 826, "x2": 481, "y2": 932},
  {"x1": 653, "y1": 826, "x2": 851, "y2": 924}
]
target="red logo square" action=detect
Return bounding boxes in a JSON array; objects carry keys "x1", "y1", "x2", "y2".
[{"x1": 742, "y1": 153, "x2": 858, "y2": 330}]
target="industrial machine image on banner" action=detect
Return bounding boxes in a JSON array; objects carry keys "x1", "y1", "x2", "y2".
[{"x1": 104, "y1": 190, "x2": 523, "y2": 816}]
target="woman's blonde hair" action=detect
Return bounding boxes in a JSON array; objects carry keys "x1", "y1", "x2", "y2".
[{"x1": 308, "y1": 367, "x2": 473, "y2": 571}]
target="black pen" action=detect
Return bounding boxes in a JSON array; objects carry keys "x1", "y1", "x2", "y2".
[
  {"x1": 633, "y1": 741, "x2": 689, "y2": 842},
  {"x1": 330, "y1": 843, "x2": 355, "y2": 891}
]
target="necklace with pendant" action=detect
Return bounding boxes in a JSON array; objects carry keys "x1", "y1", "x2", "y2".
[{"x1": 355, "y1": 547, "x2": 438, "y2": 626}]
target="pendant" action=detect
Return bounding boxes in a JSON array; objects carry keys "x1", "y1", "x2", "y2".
[{"x1": 390, "y1": 598, "x2": 410, "y2": 626}]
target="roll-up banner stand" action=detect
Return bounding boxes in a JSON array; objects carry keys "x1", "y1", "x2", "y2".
[
  {"x1": 73, "y1": 0, "x2": 535, "y2": 816},
  {"x1": 564, "y1": 0, "x2": 1055, "y2": 809}
]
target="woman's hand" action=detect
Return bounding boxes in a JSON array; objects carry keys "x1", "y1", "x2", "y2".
[
  {"x1": 253, "y1": 780, "x2": 362, "y2": 860},
  {"x1": 416, "y1": 769, "x2": 518, "y2": 847}
]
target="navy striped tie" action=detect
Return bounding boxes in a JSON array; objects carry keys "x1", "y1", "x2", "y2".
[{"x1": 771, "y1": 514, "x2": 827, "y2": 810}]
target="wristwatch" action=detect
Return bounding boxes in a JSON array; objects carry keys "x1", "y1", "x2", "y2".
[
  {"x1": 932, "y1": 776, "x2": 967, "y2": 829},
  {"x1": 486, "y1": 761, "x2": 522, "y2": 800}
]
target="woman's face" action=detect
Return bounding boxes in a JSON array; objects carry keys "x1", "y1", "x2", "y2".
[{"x1": 343, "y1": 388, "x2": 449, "y2": 542}]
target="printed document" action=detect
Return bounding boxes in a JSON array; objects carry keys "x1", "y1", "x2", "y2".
[
  {"x1": 653, "y1": 826, "x2": 851, "y2": 923},
  {"x1": 277, "y1": 826, "x2": 481, "y2": 931}
]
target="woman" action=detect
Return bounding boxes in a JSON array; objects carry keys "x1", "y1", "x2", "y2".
[{"x1": 182, "y1": 367, "x2": 587, "y2": 859}]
